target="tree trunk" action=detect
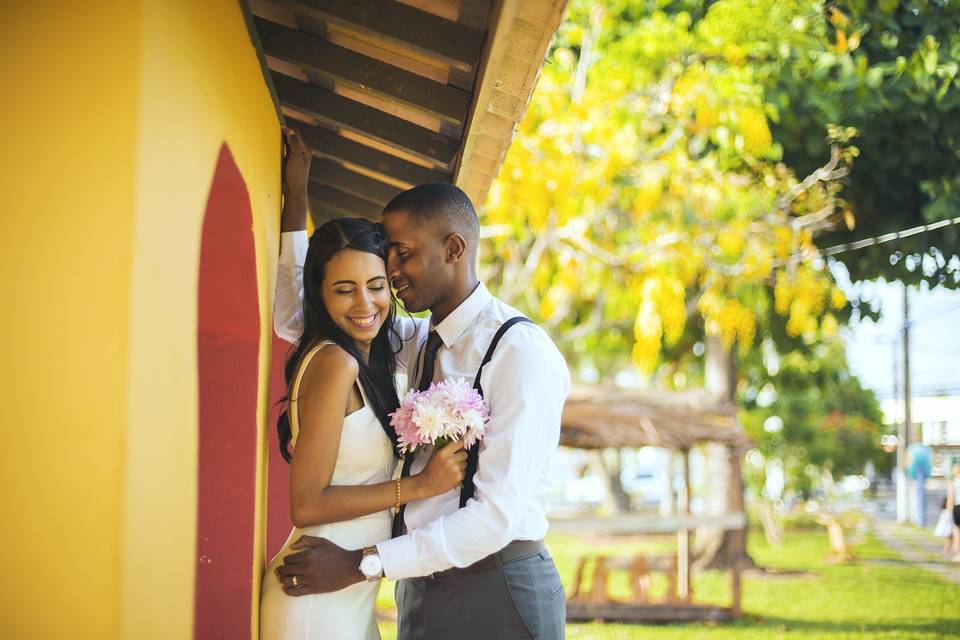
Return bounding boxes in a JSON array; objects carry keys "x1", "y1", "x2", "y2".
[
  {"x1": 592, "y1": 448, "x2": 632, "y2": 513},
  {"x1": 694, "y1": 337, "x2": 756, "y2": 571}
]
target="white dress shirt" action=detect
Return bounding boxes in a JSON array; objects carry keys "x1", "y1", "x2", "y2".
[
  {"x1": 274, "y1": 232, "x2": 309, "y2": 344},
  {"x1": 273, "y1": 231, "x2": 570, "y2": 580}
]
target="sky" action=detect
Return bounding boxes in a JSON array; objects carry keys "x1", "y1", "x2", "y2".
[{"x1": 840, "y1": 269, "x2": 960, "y2": 401}]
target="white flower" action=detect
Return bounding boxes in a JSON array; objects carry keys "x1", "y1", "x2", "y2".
[
  {"x1": 412, "y1": 400, "x2": 449, "y2": 442},
  {"x1": 389, "y1": 377, "x2": 491, "y2": 453}
]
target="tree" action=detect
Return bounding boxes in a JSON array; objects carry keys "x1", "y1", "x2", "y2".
[
  {"x1": 739, "y1": 339, "x2": 892, "y2": 499},
  {"x1": 481, "y1": 0, "x2": 861, "y2": 568},
  {"x1": 483, "y1": 0, "x2": 852, "y2": 383},
  {"x1": 767, "y1": 0, "x2": 960, "y2": 288}
]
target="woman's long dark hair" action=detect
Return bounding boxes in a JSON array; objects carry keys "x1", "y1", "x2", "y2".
[{"x1": 277, "y1": 217, "x2": 401, "y2": 462}]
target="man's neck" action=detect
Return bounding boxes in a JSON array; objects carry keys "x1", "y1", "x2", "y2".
[{"x1": 429, "y1": 279, "x2": 481, "y2": 324}]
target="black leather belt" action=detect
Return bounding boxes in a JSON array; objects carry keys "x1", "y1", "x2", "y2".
[{"x1": 425, "y1": 539, "x2": 545, "y2": 580}]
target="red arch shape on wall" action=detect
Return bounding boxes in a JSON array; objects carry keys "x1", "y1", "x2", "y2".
[{"x1": 195, "y1": 143, "x2": 260, "y2": 639}]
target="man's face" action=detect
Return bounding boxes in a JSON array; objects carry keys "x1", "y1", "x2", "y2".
[{"x1": 382, "y1": 209, "x2": 450, "y2": 314}]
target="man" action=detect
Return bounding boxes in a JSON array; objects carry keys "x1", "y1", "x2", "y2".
[
  {"x1": 906, "y1": 429, "x2": 932, "y2": 527},
  {"x1": 272, "y1": 129, "x2": 569, "y2": 639}
]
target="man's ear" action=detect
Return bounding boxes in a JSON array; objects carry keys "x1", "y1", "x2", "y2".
[{"x1": 444, "y1": 233, "x2": 467, "y2": 263}]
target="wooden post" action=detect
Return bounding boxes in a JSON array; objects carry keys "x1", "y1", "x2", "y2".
[
  {"x1": 728, "y1": 446, "x2": 744, "y2": 617},
  {"x1": 571, "y1": 557, "x2": 587, "y2": 601},
  {"x1": 677, "y1": 448, "x2": 692, "y2": 602},
  {"x1": 589, "y1": 557, "x2": 610, "y2": 604},
  {"x1": 628, "y1": 555, "x2": 650, "y2": 603}
]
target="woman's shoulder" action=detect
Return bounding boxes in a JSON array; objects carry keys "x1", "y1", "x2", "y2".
[
  {"x1": 300, "y1": 341, "x2": 360, "y2": 382},
  {"x1": 305, "y1": 340, "x2": 360, "y2": 376}
]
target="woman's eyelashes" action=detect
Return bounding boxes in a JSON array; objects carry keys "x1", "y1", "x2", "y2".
[{"x1": 334, "y1": 285, "x2": 387, "y2": 295}]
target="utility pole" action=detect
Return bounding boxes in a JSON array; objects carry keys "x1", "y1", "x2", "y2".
[
  {"x1": 896, "y1": 284, "x2": 912, "y2": 523},
  {"x1": 894, "y1": 336, "x2": 905, "y2": 523},
  {"x1": 903, "y1": 283, "x2": 912, "y2": 448}
]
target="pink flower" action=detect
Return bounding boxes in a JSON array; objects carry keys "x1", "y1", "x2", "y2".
[
  {"x1": 390, "y1": 388, "x2": 427, "y2": 453},
  {"x1": 388, "y1": 378, "x2": 490, "y2": 454}
]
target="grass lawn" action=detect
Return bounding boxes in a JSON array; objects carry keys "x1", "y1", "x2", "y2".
[{"x1": 375, "y1": 526, "x2": 960, "y2": 639}]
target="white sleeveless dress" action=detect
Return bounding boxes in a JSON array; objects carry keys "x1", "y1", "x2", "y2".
[{"x1": 261, "y1": 341, "x2": 396, "y2": 640}]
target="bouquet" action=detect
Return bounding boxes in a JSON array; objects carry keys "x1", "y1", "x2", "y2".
[{"x1": 389, "y1": 377, "x2": 490, "y2": 453}]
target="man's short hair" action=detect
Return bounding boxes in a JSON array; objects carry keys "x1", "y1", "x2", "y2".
[{"x1": 382, "y1": 182, "x2": 479, "y2": 251}]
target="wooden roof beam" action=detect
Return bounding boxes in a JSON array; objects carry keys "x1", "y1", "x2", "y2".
[
  {"x1": 453, "y1": 0, "x2": 570, "y2": 207},
  {"x1": 309, "y1": 184, "x2": 384, "y2": 223},
  {"x1": 255, "y1": 17, "x2": 470, "y2": 125},
  {"x1": 282, "y1": 0, "x2": 486, "y2": 72},
  {"x1": 274, "y1": 72, "x2": 459, "y2": 168},
  {"x1": 291, "y1": 120, "x2": 452, "y2": 186},
  {"x1": 309, "y1": 158, "x2": 403, "y2": 206}
]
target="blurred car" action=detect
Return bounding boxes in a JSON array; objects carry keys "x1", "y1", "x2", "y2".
[
  {"x1": 564, "y1": 475, "x2": 606, "y2": 507},
  {"x1": 620, "y1": 465, "x2": 668, "y2": 507}
]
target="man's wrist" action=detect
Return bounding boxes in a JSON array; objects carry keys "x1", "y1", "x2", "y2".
[
  {"x1": 280, "y1": 198, "x2": 308, "y2": 232},
  {"x1": 284, "y1": 194, "x2": 306, "y2": 209},
  {"x1": 356, "y1": 547, "x2": 383, "y2": 582},
  {"x1": 350, "y1": 548, "x2": 366, "y2": 583}
]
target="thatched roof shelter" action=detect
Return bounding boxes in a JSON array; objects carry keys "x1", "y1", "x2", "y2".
[
  {"x1": 559, "y1": 385, "x2": 751, "y2": 623},
  {"x1": 561, "y1": 385, "x2": 751, "y2": 451}
]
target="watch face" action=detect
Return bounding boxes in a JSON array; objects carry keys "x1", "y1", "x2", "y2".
[{"x1": 360, "y1": 553, "x2": 383, "y2": 578}]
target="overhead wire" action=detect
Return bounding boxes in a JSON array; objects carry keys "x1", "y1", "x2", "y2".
[{"x1": 820, "y1": 216, "x2": 960, "y2": 258}]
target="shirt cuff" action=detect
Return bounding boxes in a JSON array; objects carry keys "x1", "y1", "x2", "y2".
[
  {"x1": 376, "y1": 534, "x2": 420, "y2": 581},
  {"x1": 280, "y1": 230, "x2": 308, "y2": 266}
]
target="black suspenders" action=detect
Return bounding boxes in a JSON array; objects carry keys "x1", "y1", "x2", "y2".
[
  {"x1": 392, "y1": 316, "x2": 533, "y2": 537},
  {"x1": 459, "y1": 316, "x2": 532, "y2": 507}
]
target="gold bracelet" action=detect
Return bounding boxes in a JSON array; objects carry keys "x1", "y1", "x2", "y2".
[{"x1": 394, "y1": 478, "x2": 402, "y2": 514}]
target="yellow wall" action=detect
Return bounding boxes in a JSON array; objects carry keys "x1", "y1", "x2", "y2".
[
  {"x1": 122, "y1": 1, "x2": 280, "y2": 638},
  {"x1": 0, "y1": 3, "x2": 142, "y2": 638},
  {"x1": 0, "y1": 1, "x2": 281, "y2": 638}
]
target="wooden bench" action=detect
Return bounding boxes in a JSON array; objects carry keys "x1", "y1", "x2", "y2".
[
  {"x1": 569, "y1": 553, "x2": 684, "y2": 605},
  {"x1": 551, "y1": 511, "x2": 747, "y2": 622}
]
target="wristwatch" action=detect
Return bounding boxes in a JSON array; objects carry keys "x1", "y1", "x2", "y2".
[{"x1": 359, "y1": 545, "x2": 384, "y2": 581}]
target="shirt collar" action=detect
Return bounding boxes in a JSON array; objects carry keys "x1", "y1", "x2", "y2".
[{"x1": 431, "y1": 282, "x2": 491, "y2": 348}]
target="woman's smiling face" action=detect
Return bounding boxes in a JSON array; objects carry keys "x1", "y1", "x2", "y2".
[{"x1": 320, "y1": 248, "x2": 391, "y2": 349}]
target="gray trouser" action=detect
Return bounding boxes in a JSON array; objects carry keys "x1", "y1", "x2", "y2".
[{"x1": 395, "y1": 548, "x2": 565, "y2": 640}]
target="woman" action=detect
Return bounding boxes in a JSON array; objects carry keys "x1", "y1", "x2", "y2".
[
  {"x1": 260, "y1": 130, "x2": 466, "y2": 639},
  {"x1": 948, "y1": 462, "x2": 960, "y2": 560}
]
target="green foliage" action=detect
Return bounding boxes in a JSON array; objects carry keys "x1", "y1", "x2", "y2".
[
  {"x1": 767, "y1": 1, "x2": 960, "y2": 288},
  {"x1": 484, "y1": 0, "x2": 854, "y2": 377},
  {"x1": 740, "y1": 339, "x2": 893, "y2": 496},
  {"x1": 481, "y1": 0, "x2": 895, "y2": 487}
]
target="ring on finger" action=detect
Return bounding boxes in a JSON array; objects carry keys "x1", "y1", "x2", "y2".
[{"x1": 291, "y1": 576, "x2": 300, "y2": 587}]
